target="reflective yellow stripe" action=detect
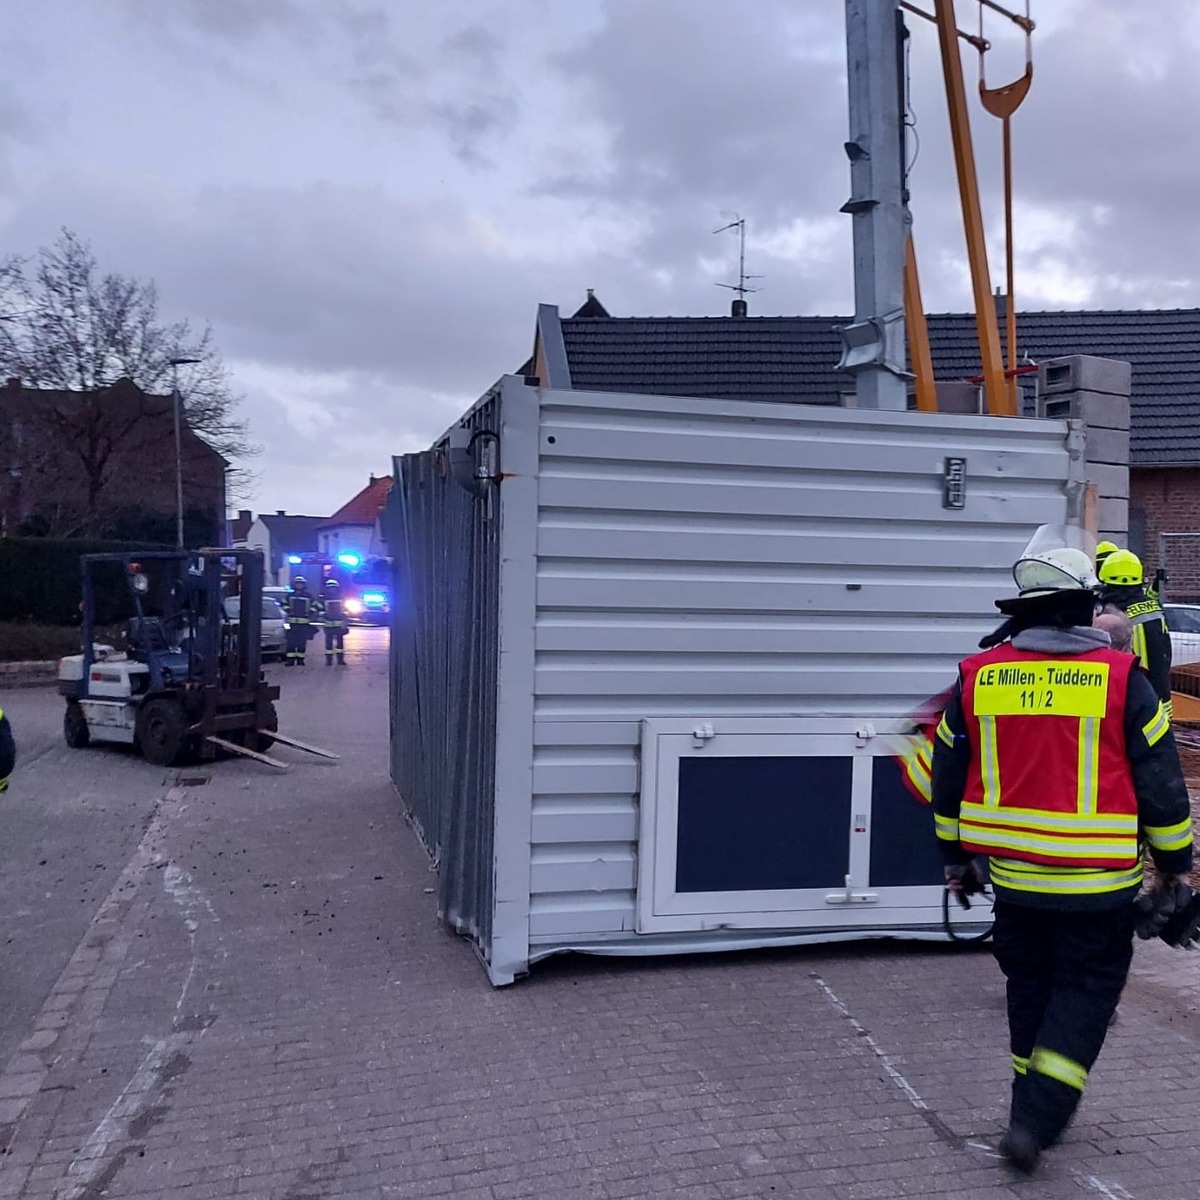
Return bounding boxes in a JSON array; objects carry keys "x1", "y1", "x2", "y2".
[
  {"x1": 989, "y1": 857, "x2": 1143, "y2": 895},
  {"x1": 1132, "y1": 623, "x2": 1148, "y2": 671},
  {"x1": 979, "y1": 716, "x2": 1000, "y2": 807},
  {"x1": 960, "y1": 826, "x2": 1136, "y2": 860},
  {"x1": 1166, "y1": 699, "x2": 1174, "y2": 722},
  {"x1": 959, "y1": 804, "x2": 1137, "y2": 836},
  {"x1": 1030, "y1": 1047, "x2": 1088, "y2": 1092},
  {"x1": 934, "y1": 813, "x2": 959, "y2": 842},
  {"x1": 936, "y1": 713, "x2": 954, "y2": 748},
  {"x1": 906, "y1": 760, "x2": 932, "y2": 803},
  {"x1": 1142, "y1": 704, "x2": 1170, "y2": 747},
  {"x1": 1144, "y1": 817, "x2": 1194, "y2": 853},
  {"x1": 1076, "y1": 717, "x2": 1099, "y2": 815},
  {"x1": 1012, "y1": 1054, "x2": 1029, "y2": 1076}
]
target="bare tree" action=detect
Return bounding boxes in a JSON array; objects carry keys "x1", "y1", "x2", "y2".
[{"x1": 0, "y1": 229, "x2": 257, "y2": 528}]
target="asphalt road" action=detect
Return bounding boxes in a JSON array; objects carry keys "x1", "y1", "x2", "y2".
[{"x1": 0, "y1": 626, "x2": 389, "y2": 1070}]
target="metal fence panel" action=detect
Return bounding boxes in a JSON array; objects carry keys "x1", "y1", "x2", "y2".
[{"x1": 386, "y1": 389, "x2": 501, "y2": 955}]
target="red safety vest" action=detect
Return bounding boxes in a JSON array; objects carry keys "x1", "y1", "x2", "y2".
[{"x1": 958, "y1": 643, "x2": 1139, "y2": 869}]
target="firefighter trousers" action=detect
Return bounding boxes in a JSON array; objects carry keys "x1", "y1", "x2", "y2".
[
  {"x1": 323, "y1": 626, "x2": 346, "y2": 664},
  {"x1": 285, "y1": 622, "x2": 309, "y2": 664},
  {"x1": 992, "y1": 899, "x2": 1135, "y2": 1149}
]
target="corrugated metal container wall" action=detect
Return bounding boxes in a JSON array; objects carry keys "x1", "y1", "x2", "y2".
[
  {"x1": 526, "y1": 387, "x2": 1079, "y2": 950},
  {"x1": 387, "y1": 389, "x2": 502, "y2": 958}
]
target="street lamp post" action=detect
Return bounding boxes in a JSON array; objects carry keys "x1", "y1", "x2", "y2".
[{"x1": 169, "y1": 357, "x2": 202, "y2": 548}]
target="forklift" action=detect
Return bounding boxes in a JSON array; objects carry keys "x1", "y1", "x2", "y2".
[{"x1": 57, "y1": 548, "x2": 329, "y2": 769}]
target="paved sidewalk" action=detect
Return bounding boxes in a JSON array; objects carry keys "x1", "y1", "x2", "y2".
[{"x1": 3, "y1": 630, "x2": 1200, "y2": 1198}]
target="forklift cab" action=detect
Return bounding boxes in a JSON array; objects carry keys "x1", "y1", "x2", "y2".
[{"x1": 125, "y1": 615, "x2": 192, "y2": 683}]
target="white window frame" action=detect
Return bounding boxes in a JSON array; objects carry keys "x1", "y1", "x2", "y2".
[{"x1": 636, "y1": 717, "x2": 963, "y2": 935}]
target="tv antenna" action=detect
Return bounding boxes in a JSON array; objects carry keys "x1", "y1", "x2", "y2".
[{"x1": 713, "y1": 213, "x2": 762, "y2": 313}]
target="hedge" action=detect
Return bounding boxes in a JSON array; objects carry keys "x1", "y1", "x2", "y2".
[{"x1": 0, "y1": 537, "x2": 174, "y2": 626}]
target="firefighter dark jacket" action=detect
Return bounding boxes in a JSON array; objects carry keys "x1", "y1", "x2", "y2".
[
  {"x1": 1100, "y1": 582, "x2": 1172, "y2": 711},
  {"x1": 0, "y1": 709, "x2": 14, "y2": 791},
  {"x1": 932, "y1": 625, "x2": 1192, "y2": 912}
]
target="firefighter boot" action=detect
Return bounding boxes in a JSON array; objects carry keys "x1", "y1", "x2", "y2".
[{"x1": 999, "y1": 1125, "x2": 1040, "y2": 1174}]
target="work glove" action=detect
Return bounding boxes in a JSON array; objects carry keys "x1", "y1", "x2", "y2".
[
  {"x1": 1133, "y1": 878, "x2": 1193, "y2": 941},
  {"x1": 1159, "y1": 883, "x2": 1200, "y2": 950},
  {"x1": 945, "y1": 860, "x2": 986, "y2": 910}
]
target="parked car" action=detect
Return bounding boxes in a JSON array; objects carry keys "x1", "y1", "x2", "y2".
[
  {"x1": 225, "y1": 595, "x2": 288, "y2": 661},
  {"x1": 1163, "y1": 604, "x2": 1200, "y2": 667}
]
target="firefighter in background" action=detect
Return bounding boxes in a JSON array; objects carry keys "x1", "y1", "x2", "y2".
[
  {"x1": 284, "y1": 576, "x2": 313, "y2": 667},
  {"x1": 1098, "y1": 549, "x2": 1172, "y2": 717},
  {"x1": 932, "y1": 544, "x2": 1191, "y2": 1174},
  {"x1": 313, "y1": 578, "x2": 348, "y2": 666}
]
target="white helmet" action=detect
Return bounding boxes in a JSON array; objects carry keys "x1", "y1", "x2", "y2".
[{"x1": 1013, "y1": 546, "x2": 1100, "y2": 597}]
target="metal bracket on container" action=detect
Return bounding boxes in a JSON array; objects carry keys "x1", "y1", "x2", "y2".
[
  {"x1": 825, "y1": 874, "x2": 879, "y2": 905},
  {"x1": 447, "y1": 427, "x2": 501, "y2": 497}
]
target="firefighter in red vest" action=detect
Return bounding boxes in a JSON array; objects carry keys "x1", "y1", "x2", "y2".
[{"x1": 932, "y1": 542, "x2": 1192, "y2": 1174}]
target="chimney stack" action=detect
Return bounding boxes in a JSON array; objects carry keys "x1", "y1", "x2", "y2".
[
  {"x1": 731, "y1": 298, "x2": 748, "y2": 317},
  {"x1": 276, "y1": 509, "x2": 286, "y2": 516}
]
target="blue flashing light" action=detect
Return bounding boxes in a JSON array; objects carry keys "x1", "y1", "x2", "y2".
[
  {"x1": 362, "y1": 591, "x2": 387, "y2": 606},
  {"x1": 287, "y1": 554, "x2": 303, "y2": 565},
  {"x1": 337, "y1": 552, "x2": 362, "y2": 569}
]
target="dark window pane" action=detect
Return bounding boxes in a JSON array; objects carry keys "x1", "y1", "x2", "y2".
[
  {"x1": 868, "y1": 758, "x2": 945, "y2": 887},
  {"x1": 675, "y1": 755, "x2": 851, "y2": 893}
]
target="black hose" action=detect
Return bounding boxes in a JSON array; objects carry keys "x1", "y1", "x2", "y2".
[{"x1": 942, "y1": 885, "x2": 995, "y2": 944}]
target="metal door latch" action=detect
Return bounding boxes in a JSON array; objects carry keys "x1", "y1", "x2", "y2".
[
  {"x1": 825, "y1": 874, "x2": 879, "y2": 906},
  {"x1": 691, "y1": 722, "x2": 716, "y2": 748},
  {"x1": 856, "y1": 722, "x2": 876, "y2": 742}
]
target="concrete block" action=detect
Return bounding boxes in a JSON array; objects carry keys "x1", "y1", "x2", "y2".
[
  {"x1": 1084, "y1": 426, "x2": 1131, "y2": 466},
  {"x1": 1085, "y1": 462, "x2": 1130, "y2": 500},
  {"x1": 1038, "y1": 391, "x2": 1131, "y2": 431},
  {"x1": 934, "y1": 382, "x2": 981, "y2": 415},
  {"x1": 1099, "y1": 497, "x2": 1129, "y2": 533},
  {"x1": 1039, "y1": 355, "x2": 1132, "y2": 398}
]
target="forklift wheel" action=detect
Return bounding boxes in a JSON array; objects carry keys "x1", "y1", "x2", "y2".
[
  {"x1": 137, "y1": 698, "x2": 191, "y2": 768},
  {"x1": 63, "y1": 702, "x2": 90, "y2": 749}
]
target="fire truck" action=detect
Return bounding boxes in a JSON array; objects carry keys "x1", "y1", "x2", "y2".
[{"x1": 283, "y1": 552, "x2": 391, "y2": 625}]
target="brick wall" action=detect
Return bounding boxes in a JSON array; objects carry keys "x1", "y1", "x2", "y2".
[{"x1": 1131, "y1": 466, "x2": 1200, "y2": 598}]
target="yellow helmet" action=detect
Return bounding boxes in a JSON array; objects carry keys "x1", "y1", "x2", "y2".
[
  {"x1": 1095, "y1": 540, "x2": 1119, "y2": 565},
  {"x1": 1098, "y1": 549, "x2": 1143, "y2": 587}
]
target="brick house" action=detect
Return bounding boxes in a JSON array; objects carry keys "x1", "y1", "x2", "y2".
[
  {"x1": 526, "y1": 299, "x2": 1200, "y2": 567},
  {"x1": 0, "y1": 376, "x2": 228, "y2": 542}
]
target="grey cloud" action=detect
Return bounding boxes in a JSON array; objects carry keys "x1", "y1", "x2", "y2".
[
  {"x1": 3, "y1": 174, "x2": 622, "y2": 398},
  {"x1": 550, "y1": 2, "x2": 845, "y2": 215},
  {"x1": 336, "y1": 7, "x2": 520, "y2": 165},
  {"x1": 539, "y1": 1, "x2": 851, "y2": 312},
  {"x1": 118, "y1": 0, "x2": 305, "y2": 39}
]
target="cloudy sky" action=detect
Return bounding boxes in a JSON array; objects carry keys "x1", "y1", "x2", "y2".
[{"x1": 0, "y1": 1, "x2": 1194, "y2": 515}]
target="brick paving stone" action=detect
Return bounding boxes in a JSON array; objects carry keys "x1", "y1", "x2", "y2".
[{"x1": 3, "y1": 637, "x2": 1200, "y2": 1198}]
